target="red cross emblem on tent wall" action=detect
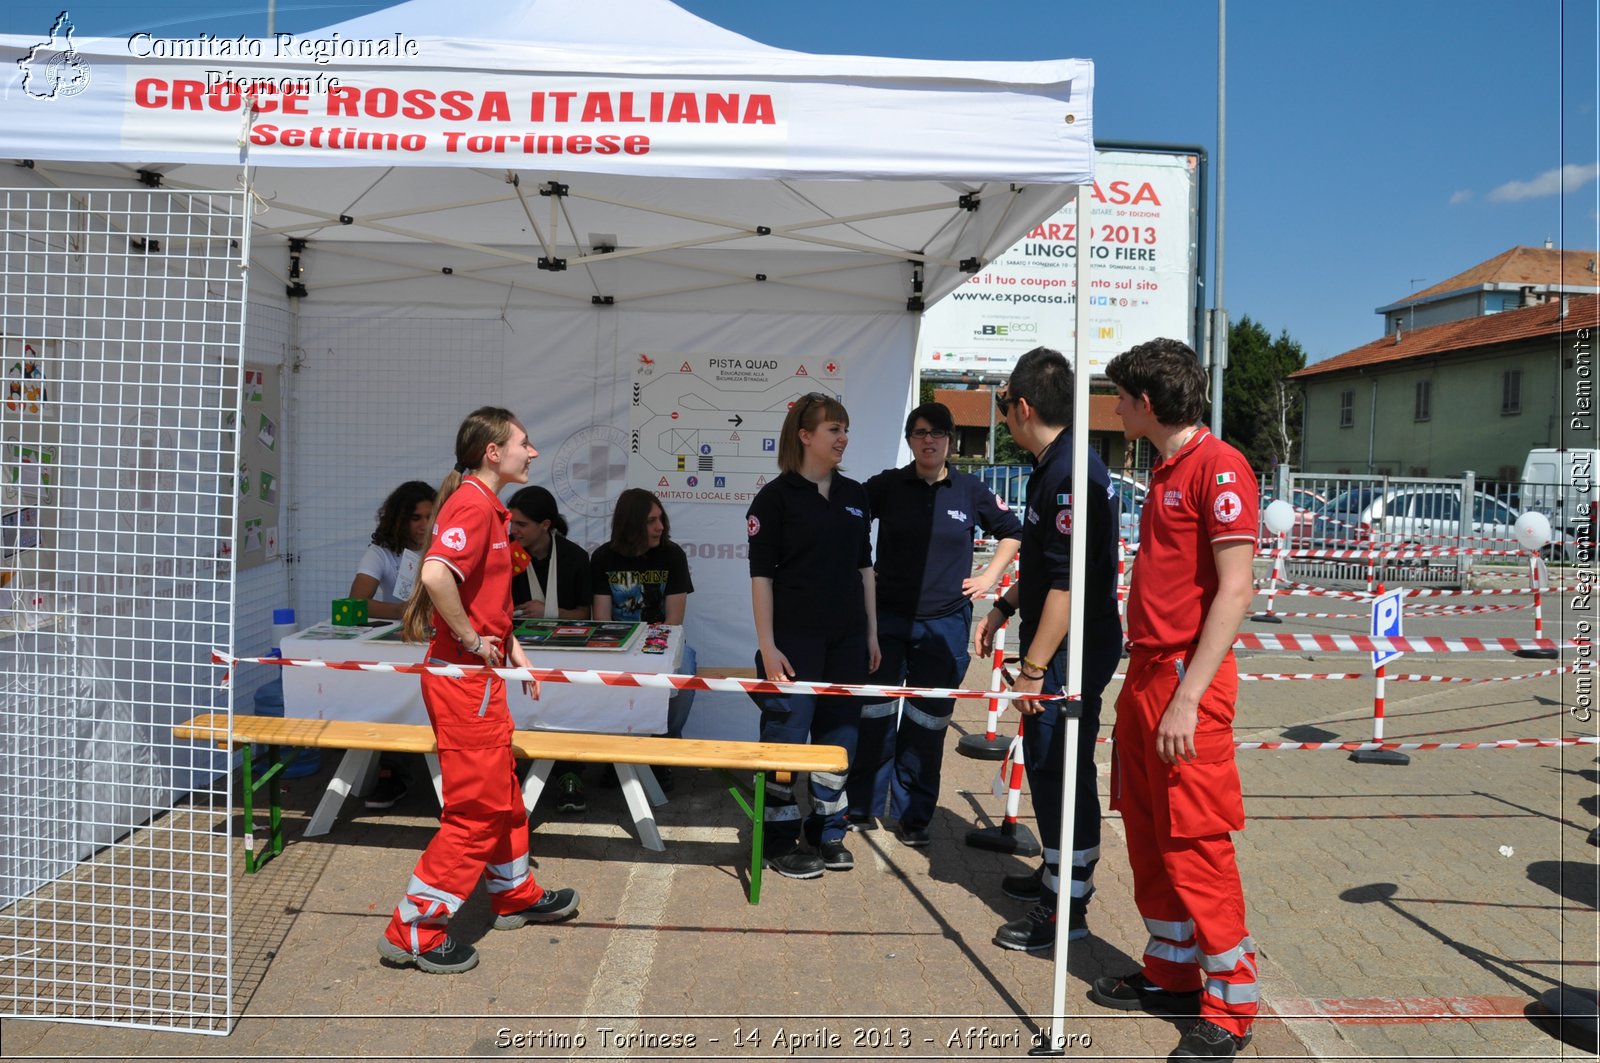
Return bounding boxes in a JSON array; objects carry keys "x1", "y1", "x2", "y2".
[{"x1": 825, "y1": 361, "x2": 837, "y2": 374}]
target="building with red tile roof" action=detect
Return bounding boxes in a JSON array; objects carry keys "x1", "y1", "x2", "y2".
[
  {"x1": 1375, "y1": 245, "x2": 1599, "y2": 336},
  {"x1": 1291, "y1": 293, "x2": 1597, "y2": 480}
]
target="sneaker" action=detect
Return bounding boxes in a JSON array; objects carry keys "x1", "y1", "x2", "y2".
[
  {"x1": 377, "y1": 933, "x2": 478, "y2": 975},
  {"x1": 1089, "y1": 972, "x2": 1201, "y2": 1015},
  {"x1": 1169, "y1": 1018, "x2": 1250, "y2": 1060},
  {"x1": 764, "y1": 847, "x2": 825, "y2": 880},
  {"x1": 994, "y1": 902, "x2": 1056, "y2": 952},
  {"x1": 1000, "y1": 865, "x2": 1044, "y2": 902},
  {"x1": 364, "y1": 774, "x2": 408, "y2": 810},
  {"x1": 898, "y1": 824, "x2": 932, "y2": 848},
  {"x1": 554, "y1": 773, "x2": 587, "y2": 814},
  {"x1": 818, "y1": 839, "x2": 854, "y2": 871},
  {"x1": 493, "y1": 887, "x2": 580, "y2": 929},
  {"x1": 844, "y1": 813, "x2": 879, "y2": 832}
]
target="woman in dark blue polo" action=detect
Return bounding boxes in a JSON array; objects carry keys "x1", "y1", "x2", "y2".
[
  {"x1": 745, "y1": 392, "x2": 880, "y2": 879},
  {"x1": 845, "y1": 402, "x2": 1022, "y2": 846}
]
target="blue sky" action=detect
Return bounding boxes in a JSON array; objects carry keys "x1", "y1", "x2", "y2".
[{"x1": 4, "y1": 0, "x2": 1595, "y2": 364}]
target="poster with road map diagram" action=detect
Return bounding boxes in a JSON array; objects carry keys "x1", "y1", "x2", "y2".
[{"x1": 626, "y1": 353, "x2": 844, "y2": 505}]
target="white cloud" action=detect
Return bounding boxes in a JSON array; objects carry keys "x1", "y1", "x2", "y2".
[
  {"x1": 1448, "y1": 189, "x2": 1473, "y2": 206},
  {"x1": 1487, "y1": 162, "x2": 1600, "y2": 202}
]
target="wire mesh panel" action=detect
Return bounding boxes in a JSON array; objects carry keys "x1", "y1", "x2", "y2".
[{"x1": 0, "y1": 188, "x2": 244, "y2": 1032}]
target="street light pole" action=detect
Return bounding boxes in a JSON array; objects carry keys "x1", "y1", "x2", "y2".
[{"x1": 1211, "y1": 0, "x2": 1227, "y2": 438}]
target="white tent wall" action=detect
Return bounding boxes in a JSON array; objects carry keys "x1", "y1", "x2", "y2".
[{"x1": 286, "y1": 301, "x2": 913, "y2": 739}]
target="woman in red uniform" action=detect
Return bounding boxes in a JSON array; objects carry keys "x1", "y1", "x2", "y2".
[{"x1": 378, "y1": 406, "x2": 579, "y2": 975}]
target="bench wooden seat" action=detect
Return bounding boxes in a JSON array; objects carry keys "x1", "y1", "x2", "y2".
[{"x1": 175, "y1": 713, "x2": 845, "y2": 903}]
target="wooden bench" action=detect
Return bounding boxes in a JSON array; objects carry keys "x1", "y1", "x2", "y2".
[{"x1": 174, "y1": 713, "x2": 846, "y2": 903}]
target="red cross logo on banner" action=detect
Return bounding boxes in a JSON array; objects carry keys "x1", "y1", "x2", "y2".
[
  {"x1": 825, "y1": 361, "x2": 838, "y2": 374},
  {"x1": 1213, "y1": 490, "x2": 1242, "y2": 524}
]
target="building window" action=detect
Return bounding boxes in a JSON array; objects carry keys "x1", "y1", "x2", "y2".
[
  {"x1": 1502, "y1": 369, "x2": 1522, "y2": 415},
  {"x1": 1414, "y1": 380, "x2": 1431, "y2": 422},
  {"x1": 1339, "y1": 389, "x2": 1354, "y2": 428}
]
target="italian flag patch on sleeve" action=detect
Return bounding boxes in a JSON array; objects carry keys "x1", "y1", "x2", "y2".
[{"x1": 1215, "y1": 472, "x2": 1237, "y2": 485}]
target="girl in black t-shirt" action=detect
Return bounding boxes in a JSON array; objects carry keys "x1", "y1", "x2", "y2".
[{"x1": 590, "y1": 490, "x2": 697, "y2": 756}]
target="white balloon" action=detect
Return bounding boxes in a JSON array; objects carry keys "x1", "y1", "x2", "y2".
[
  {"x1": 1514, "y1": 510, "x2": 1552, "y2": 550},
  {"x1": 1263, "y1": 499, "x2": 1297, "y2": 535}
]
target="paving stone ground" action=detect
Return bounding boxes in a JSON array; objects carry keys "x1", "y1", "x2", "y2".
[{"x1": 3, "y1": 564, "x2": 1595, "y2": 1061}]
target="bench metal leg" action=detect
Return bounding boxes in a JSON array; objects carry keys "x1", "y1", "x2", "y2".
[
  {"x1": 240, "y1": 743, "x2": 286, "y2": 874},
  {"x1": 715, "y1": 768, "x2": 765, "y2": 904},
  {"x1": 305, "y1": 749, "x2": 375, "y2": 837},
  {"x1": 615, "y1": 764, "x2": 666, "y2": 852}
]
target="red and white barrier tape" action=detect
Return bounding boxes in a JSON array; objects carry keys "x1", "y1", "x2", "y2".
[
  {"x1": 1284, "y1": 547, "x2": 1527, "y2": 560},
  {"x1": 1231, "y1": 633, "x2": 1571, "y2": 654},
  {"x1": 1232, "y1": 736, "x2": 1600, "y2": 753},
  {"x1": 211, "y1": 650, "x2": 1067, "y2": 702}
]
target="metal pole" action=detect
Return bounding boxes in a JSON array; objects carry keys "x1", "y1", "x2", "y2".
[
  {"x1": 1042, "y1": 180, "x2": 1092, "y2": 1055},
  {"x1": 1211, "y1": 0, "x2": 1227, "y2": 438}
]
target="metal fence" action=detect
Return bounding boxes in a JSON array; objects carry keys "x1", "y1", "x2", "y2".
[{"x1": 961, "y1": 460, "x2": 1592, "y2": 586}]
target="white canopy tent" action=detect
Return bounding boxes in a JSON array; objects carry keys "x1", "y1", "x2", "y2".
[
  {"x1": 0, "y1": 0, "x2": 1096, "y2": 1035},
  {"x1": 3, "y1": 0, "x2": 1094, "y2": 668}
]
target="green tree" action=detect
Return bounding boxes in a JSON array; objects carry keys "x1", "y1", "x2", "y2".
[{"x1": 1222, "y1": 315, "x2": 1306, "y2": 469}]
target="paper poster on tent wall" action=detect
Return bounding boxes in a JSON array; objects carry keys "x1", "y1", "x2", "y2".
[
  {"x1": 1, "y1": 335, "x2": 60, "y2": 632},
  {"x1": 235, "y1": 364, "x2": 284, "y2": 570},
  {"x1": 627, "y1": 353, "x2": 845, "y2": 505}
]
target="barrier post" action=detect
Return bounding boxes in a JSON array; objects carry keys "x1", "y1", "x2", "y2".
[
  {"x1": 959, "y1": 620, "x2": 1012, "y2": 759},
  {"x1": 1251, "y1": 533, "x2": 1286, "y2": 623},
  {"x1": 1352, "y1": 583, "x2": 1411, "y2": 765},
  {"x1": 1516, "y1": 551, "x2": 1559, "y2": 660},
  {"x1": 965, "y1": 715, "x2": 1041, "y2": 856}
]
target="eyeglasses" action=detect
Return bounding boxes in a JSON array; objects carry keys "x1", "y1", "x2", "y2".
[
  {"x1": 908, "y1": 428, "x2": 949, "y2": 440},
  {"x1": 995, "y1": 391, "x2": 1019, "y2": 416}
]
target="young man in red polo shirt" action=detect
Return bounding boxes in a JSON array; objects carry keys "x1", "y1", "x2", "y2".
[{"x1": 1093, "y1": 339, "x2": 1259, "y2": 1061}]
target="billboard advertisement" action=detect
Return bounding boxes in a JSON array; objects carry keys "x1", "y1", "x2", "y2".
[{"x1": 917, "y1": 147, "x2": 1201, "y2": 378}]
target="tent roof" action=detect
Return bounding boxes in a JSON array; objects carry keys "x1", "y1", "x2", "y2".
[{"x1": 1, "y1": 0, "x2": 1092, "y2": 312}]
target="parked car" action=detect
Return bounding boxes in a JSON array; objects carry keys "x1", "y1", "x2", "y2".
[
  {"x1": 1260, "y1": 486, "x2": 1327, "y2": 539},
  {"x1": 973, "y1": 464, "x2": 1146, "y2": 546},
  {"x1": 1310, "y1": 485, "x2": 1570, "y2": 559}
]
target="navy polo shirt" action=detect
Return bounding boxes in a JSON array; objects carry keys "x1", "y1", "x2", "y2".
[
  {"x1": 1018, "y1": 434, "x2": 1121, "y2": 655},
  {"x1": 746, "y1": 470, "x2": 873, "y2": 635},
  {"x1": 866, "y1": 464, "x2": 1023, "y2": 619}
]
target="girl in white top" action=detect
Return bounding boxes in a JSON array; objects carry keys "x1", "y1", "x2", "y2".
[{"x1": 350, "y1": 480, "x2": 436, "y2": 621}]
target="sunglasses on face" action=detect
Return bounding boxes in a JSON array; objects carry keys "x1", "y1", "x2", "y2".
[
  {"x1": 908, "y1": 428, "x2": 949, "y2": 440},
  {"x1": 995, "y1": 391, "x2": 1018, "y2": 416}
]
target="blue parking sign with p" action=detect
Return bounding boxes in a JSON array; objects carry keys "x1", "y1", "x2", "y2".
[
  {"x1": 762, "y1": 438, "x2": 776, "y2": 452},
  {"x1": 1370, "y1": 589, "x2": 1404, "y2": 669}
]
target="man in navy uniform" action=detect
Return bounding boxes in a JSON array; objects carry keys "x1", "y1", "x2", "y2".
[{"x1": 974, "y1": 347, "x2": 1122, "y2": 950}]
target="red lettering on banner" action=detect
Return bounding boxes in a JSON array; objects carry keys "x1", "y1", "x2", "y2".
[{"x1": 1089, "y1": 180, "x2": 1162, "y2": 206}]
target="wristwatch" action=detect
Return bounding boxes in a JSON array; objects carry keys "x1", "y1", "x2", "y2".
[{"x1": 993, "y1": 597, "x2": 1017, "y2": 619}]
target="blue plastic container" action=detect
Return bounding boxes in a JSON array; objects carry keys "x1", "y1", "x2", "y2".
[{"x1": 256, "y1": 607, "x2": 323, "y2": 778}]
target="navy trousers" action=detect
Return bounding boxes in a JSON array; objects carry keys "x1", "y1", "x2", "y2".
[
  {"x1": 749, "y1": 628, "x2": 868, "y2": 849},
  {"x1": 845, "y1": 605, "x2": 971, "y2": 829}
]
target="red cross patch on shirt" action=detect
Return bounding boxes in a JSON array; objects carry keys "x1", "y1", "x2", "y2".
[{"x1": 1213, "y1": 490, "x2": 1243, "y2": 524}]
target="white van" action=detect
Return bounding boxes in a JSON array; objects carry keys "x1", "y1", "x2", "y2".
[{"x1": 1521, "y1": 448, "x2": 1598, "y2": 536}]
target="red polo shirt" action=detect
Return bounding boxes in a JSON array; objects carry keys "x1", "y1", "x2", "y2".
[
  {"x1": 1126, "y1": 428, "x2": 1258, "y2": 651},
  {"x1": 424, "y1": 476, "x2": 514, "y2": 663}
]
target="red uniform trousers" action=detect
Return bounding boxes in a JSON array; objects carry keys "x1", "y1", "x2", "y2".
[
  {"x1": 1110, "y1": 647, "x2": 1257, "y2": 1037},
  {"x1": 384, "y1": 669, "x2": 543, "y2": 954}
]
